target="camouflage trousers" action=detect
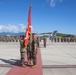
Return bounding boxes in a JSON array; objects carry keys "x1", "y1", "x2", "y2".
[
  {"x1": 44, "y1": 42, "x2": 46, "y2": 47},
  {"x1": 31, "y1": 51, "x2": 37, "y2": 65},
  {"x1": 27, "y1": 51, "x2": 32, "y2": 61},
  {"x1": 27, "y1": 51, "x2": 37, "y2": 65},
  {"x1": 20, "y1": 48, "x2": 26, "y2": 65},
  {"x1": 20, "y1": 52, "x2": 25, "y2": 65}
]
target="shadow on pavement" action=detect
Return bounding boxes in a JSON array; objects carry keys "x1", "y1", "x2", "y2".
[{"x1": 0, "y1": 58, "x2": 33, "y2": 67}]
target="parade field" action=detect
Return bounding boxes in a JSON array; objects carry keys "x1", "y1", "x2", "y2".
[
  {"x1": 0, "y1": 41, "x2": 76, "y2": 75},
  {"x1": 0, "y1": 0, "x2": 76, "y2": 75}
]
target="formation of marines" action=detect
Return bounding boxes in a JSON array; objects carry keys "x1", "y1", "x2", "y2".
[{"x1": 19, "y1": 33, "x2": 47, "y2": 68}]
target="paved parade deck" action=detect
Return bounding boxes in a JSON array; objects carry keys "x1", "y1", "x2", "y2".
[
  {"x1": 0, "y1": 41, "x2": 76, "y2": 75},
  {"x1": 6, "y1": 48, "x2": 43, "y2": 75}
]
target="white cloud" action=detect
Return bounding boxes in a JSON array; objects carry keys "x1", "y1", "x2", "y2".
[
  {"x1": 50, "y1": 0, "x2": 56, "y2": 7},
  {"x1": 0, "y1": 24, "x2": 26, "y2": 33},
  {"x1": 18, "y1": 24, "x2": 26, "y2": 32},
  {"x1": 45, "y1": 0, "x2": 63, "y2": 7}
]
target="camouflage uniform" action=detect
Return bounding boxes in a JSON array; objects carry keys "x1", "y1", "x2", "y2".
[
  {"x1": 27, "y1": 37, "x2": 32, "y2": 63},
  {"x1": 31, "y1": 38, "x2": 38, "y2": 65},
  {"x1": 20, "y1": 38, "x2": 26, "y2": 66},
  {"x1": 43, "y1": 36, "x2": 47, "y2": 48},
  {"x1": 37, "y1": 37, "x2": 40, "y2": 48}
]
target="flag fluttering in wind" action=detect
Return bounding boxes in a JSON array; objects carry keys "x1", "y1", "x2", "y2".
[{"x1": 24, "y1": 4, "x2": 32, "y2": 46}]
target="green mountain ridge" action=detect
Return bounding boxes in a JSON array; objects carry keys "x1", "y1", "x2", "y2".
[{"x1": 39, "y1": 32, "x2": 76, "y2": 37}]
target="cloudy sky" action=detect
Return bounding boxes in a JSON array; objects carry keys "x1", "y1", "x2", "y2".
[{"x1": 0, "y1": 0, "x2": 76, "y2": 34}]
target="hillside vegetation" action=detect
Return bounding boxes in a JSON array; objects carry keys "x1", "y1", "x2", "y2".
[{"x1": 40, "y1": 32, "x2": 75, "y2": 37}]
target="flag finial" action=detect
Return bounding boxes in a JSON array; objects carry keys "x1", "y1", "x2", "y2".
[{"x1": 30, "y1": 3, "x2": 32, "y2": 7}]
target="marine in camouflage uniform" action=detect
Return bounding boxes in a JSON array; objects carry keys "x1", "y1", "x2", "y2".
[
  {"x1": 43, "y1": 36, "x2": 47, "y2": 48},
  {"x1": 36, "y1": 37, "x2": 40, "y2": 48},
  {"x1": 20, "y1": 36, "x2": 26, "y2": 67},
  {"x1": 31, "y1": 33, "x2": 38, "y2": 67},
  {"x1": 27, "y1": 36, "x2": 32, "y2": 64}
]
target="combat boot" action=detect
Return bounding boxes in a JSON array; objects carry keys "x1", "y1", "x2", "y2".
[
  {"x1": 28, "y1": 60, "x2": 32, "y2": 65},
  {"x1": 31, "y1": 65, "x2": 37, "y2": 68},
  {"x1": 21, "y1": 64, "x2": 26, "y2": 67}
]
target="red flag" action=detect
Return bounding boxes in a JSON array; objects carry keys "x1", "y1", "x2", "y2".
[
  {"x1": 24, "y1": 4, "x2": 32, "y2": 46},
  {"x1": 27, "y1": 4, "x2": 32, "y2": 34}
]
